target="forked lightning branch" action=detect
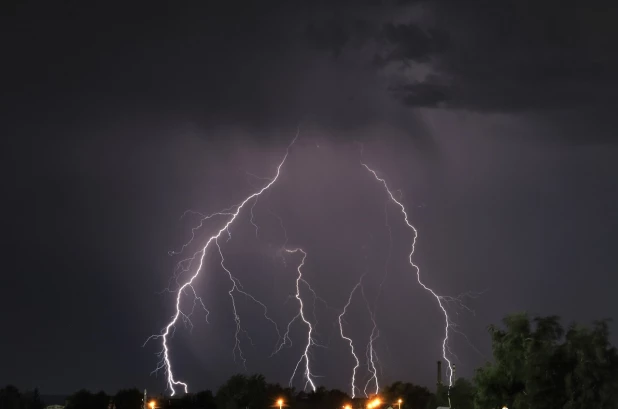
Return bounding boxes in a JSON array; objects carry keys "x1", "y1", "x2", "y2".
[{"x1": 144, "y1": 134, "x2": 461, "y2": 397}]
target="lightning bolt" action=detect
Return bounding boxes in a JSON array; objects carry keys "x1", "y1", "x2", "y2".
[
  {"x1": 215, "y1": 238, "x2": 283, "y2": 367},
  {"x1": 264, "y1": 206, "x2": 329, "y2": 392},
  {"x1": 338, "y1": 277, "x2": 364, "y2": 398},
  {"x1": 144, "y1": 132, "x2": 299, "y2": 395},
  {"x1": 147, "y1": 134, "x2": 477, "y2": 397},
  {"x1": 283, "y1": 248, "x2": 317, "y2": 392},
  {"x1": 361, "y1": 161, "x2": 455, "y2": 393},
  {"x1": 360, "y1": 282, "x2": 380, "y2": 397},
  {"x1": 359, "y1": 199, "x2": 395, "y2": 397}
]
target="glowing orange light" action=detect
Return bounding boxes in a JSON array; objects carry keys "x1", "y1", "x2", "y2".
[{"x1": 367, "y1": 398, "x2": 382, "y2": 409}]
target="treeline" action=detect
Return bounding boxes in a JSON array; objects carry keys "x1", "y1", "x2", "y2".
[
  {"x1": 474, "y1": 313, "x2": 618, "y2": 409},
  {"x1": 0, "y1": 387, "x2": 148, "y2": 409},
  {"x1": 3, "y1": 313, "x2": 618, "y2": 409},
  {"x1": 1, "y1": 375, "x2": 457, "y2": 409},
  {"x1": 0, "y1": 386, "x2": 44, "y2": 409}
]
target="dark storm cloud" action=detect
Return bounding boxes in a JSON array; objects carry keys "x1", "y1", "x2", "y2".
[
  {"x1": 2, "y1": 0, "x2": 410, "y2": 137},
  {"x1": 377, "y1": 0, "x2": 618, "y2": 142},
  {"x1": 5, "y1": 0, "x2": 617, "y2": 143},
  {"x1": 388, "y1": 79, "x2": 450, "y2": 108},
  {"x1": 374, "y1": 24, "x2": 450, "y2": 65}
]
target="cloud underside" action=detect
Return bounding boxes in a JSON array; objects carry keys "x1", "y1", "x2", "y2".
[
  {"x1": 4, "y1": 0, "x2": 617, "y2": 143},
  {"x1": 370, "y1": 0, "x2": 618, "y2": 115}
]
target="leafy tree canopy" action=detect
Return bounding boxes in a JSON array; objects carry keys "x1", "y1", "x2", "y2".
[
  {"x1": 66, "y1": 389, "x2": 109, "y2": 409},
  {"x1": 381, "y1": 381, "x2": 434, "y2": 409},
  {"x1": 474, "y1": 313, "x2": 618, "y2": 409},
  {"x1": 114, "y1": 389, "x2": 143, "y2": 409}
]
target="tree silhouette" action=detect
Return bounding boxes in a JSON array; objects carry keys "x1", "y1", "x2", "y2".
[
  {"x1": 114, "y1": 388, "x2": 142, "y2": 409},
  {"x1": 215, "y1": 373, "x2": 273, "y2": 409},
  {"x1": 66, "y1": 389, "x2": 109, "y2": 409},
  {"x1": 31, "y1": 387, "x2": 44, "y2": 409},
  {"x1": 445, "y1": 378, "x2": 475, "y2": 409},
  {"x1": 304, "y1": 386, "x2": 349, "y2": 409},
  {"x1": 20, "y1": 387, "x2": 45, "y2": 409},
  {"x1": 381, "y1": 381, "x2": 434, "y2": 409},
  {"x1": 194, "y1": 390, "x2": 217, "y2": 409},
  {"x1": 562, "y1": 320, "x2": 618, "y2": 409},
  {"x1": 0, "y1": 385, "x2": 22, "y2": 409},
  {"x1": 474, "y1": 313, "x2": 618, "y2": 409}
]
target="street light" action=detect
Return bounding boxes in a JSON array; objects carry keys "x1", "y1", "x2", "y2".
[
  {"x1": 277, "y1": 398, "x2": 284, "y2": 409},
  {"x1": 397, "y1": 398, "x2": 403, "y2": 409},
  {"x1": 343, "y1": 405, "x2": 352, "y2": 409},
  {"x1": 367, "y1": 397, "x2": 382, "y2": 409},
  {"x1": 149, "y1": 401, "x2": 155, "y2": 409}
]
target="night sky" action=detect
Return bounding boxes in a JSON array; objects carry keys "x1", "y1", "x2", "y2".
[{"x1": 2, "y1": 0, "x2": 618, "y2": 397}]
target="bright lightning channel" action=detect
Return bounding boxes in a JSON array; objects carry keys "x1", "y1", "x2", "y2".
[
  {"x1": 338, "y1": 277, "x2": 364, "y2": 398},
  {"x1": 265, "y1": 212, "x2": 328, "y2": 394},
  {"x1": 360, "y1": 283, "x2": 380, "y2": 397},
  {"x1": 144, "y1": 133, "x2": 299, "y2": 395},
  {"x1": 355, "y1": 199, "x2": 394, "y2": 397},
  {"x1": 355, "y1": 199, "x2": 395, "y2": 397},
  {"x1": 361, "y1": 161, "x2": 455, "y2": 391},
  {"x1": 284, "y1": 248, "x2": 317, "y2": 392}
]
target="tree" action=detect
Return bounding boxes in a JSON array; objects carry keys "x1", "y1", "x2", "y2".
[
  {"x1": 66, "y1": 389, "x2": 109, "y2": 409},
  {"x1": 473, "y1": 313, "x2": 618, "y2": 409},
  {"x1": 447, "y1": 378, "x2": 475, "y2": 409},
  {"x1": 216, "y1": 374, "x2": 246, "y2": 409},
  {"x1": 305, "y1": 387, "x2": 349, "y2": 409},
  {"x1": 430, "y1": 378, "x2": 476, "y2": 409},
  {"x1": 322, "y1": 388, "x2": 350, "y2": 409},
  {"x1": 215, "y1": 373, "x2": 271, "y2": 409},
  {"x1": 114, "y1": 388, "x2": 142, "y2": 409},
  {"x1": 265, "y1": 383, "x2": 295, "y2": 409},
  {"x1": 31, "y1": 387, "x2": 44, "y2": 409},
  {"x1": 180, "y1": 393, "x2": 195, "y2": 409},
  {"x1": 20, "y1": 388, "x2": 45, "y2": 409},
  {"x1": 306, "y1": 386, "x2": 327, "y2": 405},
  {"x1": 194, "y1": 390, "x2": 217, "y2": 409},
  {"x1": 562, "y1": 320, "x2": 618, "y2": 409},
  {"x1": 93, "y1": 391, "x2": 110, "y2": 409},
  {"x1": 381, "y1": 381, "x2": 434, "y2": 409},
  {"x1": 0, "y1": 385, "x2": 22, "y2": 409}
]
